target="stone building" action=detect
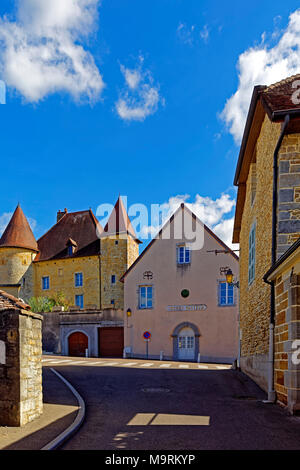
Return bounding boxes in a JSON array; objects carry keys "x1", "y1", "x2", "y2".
[
  {"x1": 264, "y1": 238, "x2": 300, "y2": 413},
  {"x1": 0, "y1": 197, "x2": 141, "y2": 357},
  {"x1": 121, "y1": 204, "x2": 239, "y2": 363},
  {"x1": 233, "y1": 74, "x2": 300, "y2": 407},
  {"x1": 0, "y1": 290, "x2": 43, "y2": 426}
]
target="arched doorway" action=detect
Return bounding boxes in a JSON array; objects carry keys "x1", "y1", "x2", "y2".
[
  {"x1": 178, "y1": 327, "x2": 195, "y2": 361},
  {"x1": 68, "y1": 331, "x2": 88, "y2": 357},
  {"x1": 172, "y1": 322, "x2": 200, "y2": 362}
]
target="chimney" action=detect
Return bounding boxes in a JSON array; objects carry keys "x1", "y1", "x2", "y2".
[{"x1": 57, "y1": 208, "x2": 68, "y2": 223}]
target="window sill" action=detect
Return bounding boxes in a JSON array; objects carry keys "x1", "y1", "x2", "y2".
[{"x1": 218, "y1": 304, "x2": 236, "y2": 308}]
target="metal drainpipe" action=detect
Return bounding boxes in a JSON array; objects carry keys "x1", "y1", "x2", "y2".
[{"x1": 264, "y1": 113, "x2": 290, "y2": 403}]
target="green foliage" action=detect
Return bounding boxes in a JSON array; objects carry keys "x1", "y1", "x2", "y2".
[
  {"x1": 28, "y1": 291, "x2": 70, "y2": 313},
  {"x1": 28, "y1": 296, "x2": 54, "y2": 313},
  {"x1": 48, "y1": 291, "x2": 70, "y2": 311}
]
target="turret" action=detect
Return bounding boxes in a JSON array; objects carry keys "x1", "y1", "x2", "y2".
[
  {"x1": 100, "y1": 196, "x2": 141, "y2": 309},
  {"x1": 0, "y1": 205, "x2": 38, "y2": 300}
]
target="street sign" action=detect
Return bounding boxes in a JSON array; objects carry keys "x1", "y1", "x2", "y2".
[{"x1": 143, "y1": 331, "x2": 151, "y2": 340}]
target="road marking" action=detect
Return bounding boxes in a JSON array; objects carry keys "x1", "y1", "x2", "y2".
[
  {"x1": 66, "y1": 361, "x2": 88, "y2": 365},
  {"x1": 216, "y1": 366, "x2": 230, "y2": 370},
  {"x1": 140, "y1": 363, "x2": 154, "y2": 367},
  {"x1": 100, "y1": 362, "x2": 120, "y2": 366},
  {"x1": 179, "y1": 365, "x2": 189, "y2": 369},
  {"x1": 159, "y1": 364, "x2": 171, "y2": 368},
  {"x1": 44, "y1": 361, "x2": 75, "y2": 365},
  {"x1": 82, "y1": 361, "x2": 105, "y2": 365},
  {"x1": 122, "y1": 362, "x2": 138, "y2": 367},
  {"x1": 42, "y1": 359, "x2": 63, "y2": 363},
  {"x1": 198, "y1": 365, "x2": 209, "y2": 369}
]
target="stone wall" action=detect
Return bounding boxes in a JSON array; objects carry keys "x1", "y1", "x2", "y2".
[
  {"x1": 0, "y1": 247, "x2": 36, "y2": 302},
  {"x1": 239, "y1": 116, "x2": 281, "y2": 389},
  {"x1": 34, "y1": 256, "x2": 101, "y2": 309},
  {"x1": 274, "y1": 272, "x2": 300, "y2": 413},
  {"x1": 100, "y1": 235, "x2": 139, "y2": 310},
  {"x1": 278, "y1": 134, "x2": 300, "y2": 258},
  {"x1": 0, "y1": 308, "x2": 43, "y2": 426}
]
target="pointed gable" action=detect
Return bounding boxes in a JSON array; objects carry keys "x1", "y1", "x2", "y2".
[
  {"x1": 35, "y1": 209, "x2": 103, "y2": 261},
  {"x1": 120, "y1": 203, "x2": 238, "y2": 281},
  {"x1": 0, "y1": 205, "x2": 38, "y2": 252},
  {"x1": 102, "y1": 196, "x2": 141, "y2": 242}
]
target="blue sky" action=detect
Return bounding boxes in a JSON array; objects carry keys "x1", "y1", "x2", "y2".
[{"x1": 0, "y1": 0, "x2": 300, "y2": 250}]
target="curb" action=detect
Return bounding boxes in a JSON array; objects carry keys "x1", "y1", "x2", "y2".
[{"x1": 41, "y1": 368, "x2": 86, "y2": 450}]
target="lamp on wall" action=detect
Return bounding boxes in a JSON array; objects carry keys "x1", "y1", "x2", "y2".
[
  {"x1": 126, "y1": 308, "x2": 132, "y2": 328},
  {"x1": 224, "y1": 268, "x2": 239, "y2": 288}
]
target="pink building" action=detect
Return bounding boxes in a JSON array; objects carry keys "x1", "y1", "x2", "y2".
[{"x1": 121, "y1": 204, "x2": 239, "y2": 363}]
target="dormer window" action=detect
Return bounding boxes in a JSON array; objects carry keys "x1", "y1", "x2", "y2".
[{"x1": 66, "y1": 238, "x2": 77, "y2": 256}]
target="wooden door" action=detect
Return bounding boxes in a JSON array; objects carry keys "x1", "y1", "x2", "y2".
[
  {"x1": 98, "y1": 327, "x2": 124, "y2": 358},
  {"x1": 68, "y1": 332, "x2": 88, "y2": 357}
]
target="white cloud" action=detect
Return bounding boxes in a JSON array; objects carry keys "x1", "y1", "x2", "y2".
[
  {"x1": 200, "y1": 25, "x2": 210, "y2": 43},
  {"x1": 0, "y1": 0, "x2": 104, "y2": 103},
  {"x1": 221, "y1": 8, "x2": 300, "y2": 144},
  {"x1": 141, "y1": 193, "x2": 239, "y2": 249},
  {"x1": 177, "y1": 22, "x2": 210, "y2": 46},
  {"x1": 116, "y1": 57, "x2": 163, "y2": 121},
  {"x1": 177, "y1": 23, "x2": 196, "y2": 46},
  {"x1": 0, "y1": 213, "x2": 13, "y2": 235},
  {"x1": 0, "y1": 211, "x2": 37, "y2": 235}
]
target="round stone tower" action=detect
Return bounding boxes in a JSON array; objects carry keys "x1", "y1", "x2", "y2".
[{"x1": 0, "y1": 205, "x2": 38, "y2": 301}]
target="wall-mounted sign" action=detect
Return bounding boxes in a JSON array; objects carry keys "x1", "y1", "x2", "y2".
[
  {"x1": 143, "y1": 271, "x2": 153, "y2": 280},
  {"x1": 166, "y1": 304, "x2": 207, "y2": 312}
]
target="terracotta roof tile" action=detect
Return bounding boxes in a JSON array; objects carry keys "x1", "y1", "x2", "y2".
[
  {"x1": 0, "y1": 205, "x2": 38, "y2": 252},
  {"x1": 261, "y1": 74, "x2": 300, "y2": 116},
  {"x1": 102, "y1": 196, "x2": 141, "y2": 242},
  {"x1": 0, "y1": 289, "x2": 31, "y2": 311},
  {"x1": 35, "y1": 209, "x2": 102, "y2": 262}
]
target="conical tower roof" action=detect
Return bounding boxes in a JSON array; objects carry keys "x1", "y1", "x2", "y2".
[
  {"x1": 0, "y1": 205, "x2": 38, "y2": 252},
  {"x1": 103, "y1": 196, "x2": 140, "y2": 242}
]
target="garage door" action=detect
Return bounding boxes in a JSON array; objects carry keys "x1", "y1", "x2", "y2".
[
  {"x1": 98, "y1": 327, "x2": 124, "y2": 358},
  {"x1": 68, "y1": 332, "x2": 88, "y2": 357}
]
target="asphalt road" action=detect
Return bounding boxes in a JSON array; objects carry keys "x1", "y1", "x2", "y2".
[{"x1": 43, "y1": 357, "x2": 300, "y2": 450}]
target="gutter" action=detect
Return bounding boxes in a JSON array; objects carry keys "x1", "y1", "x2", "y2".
[
  {"x1": 263, "y1": 113, "x2": 290, "y2": 403},
  {"x1": 234, "y1": 86, "x2": 267, "y2": 186}
]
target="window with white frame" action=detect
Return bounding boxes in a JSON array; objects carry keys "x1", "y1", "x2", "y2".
[
  {"x1": 177, "y1": 245, "x2": 191, "y2": 265},
  {"x1": 42, "y1": 276, "x2": 50, "y2": 290},
  {"x1": 248, "y1": 222, "x2": 256, "y2": 284},
  {"x1": 75, "y1": 294, "x2": 84, "y2": 309},
  {"x1": 75, "y1": 272, "x2": 83, "y2": 287},
  {"x1": 139, "y1": 285, "x2": 153, "y2": 309},
  {"x1": 218, "y1": 281, "x2": 234, "y2": 306}
]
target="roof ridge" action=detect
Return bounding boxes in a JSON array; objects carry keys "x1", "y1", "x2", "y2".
[
  {"x1": 120, "y1": 203, "x2": 238, "y2": 281},
  {"x1": 264, "y1": 73, "x2": 300, "y2": 92}
]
